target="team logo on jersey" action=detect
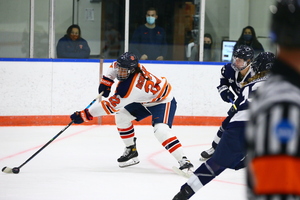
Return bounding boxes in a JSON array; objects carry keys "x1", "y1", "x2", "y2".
[{"x1": 274, "y1": 119, "x2": 295, "y2": 143}]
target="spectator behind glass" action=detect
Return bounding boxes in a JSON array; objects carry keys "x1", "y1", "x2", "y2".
[
  {"x1": 56, "y1": 24, "x2": 90, "y2": 59},
  {"x1": 187, "y1": 32, "x2": 215, "y2": 61},
  {"x1": 203, "y1": 33, "x2": 214, "y2": 61},
  {"x1": 233, "y1": 26, "x2": 264, "y2": 56},
  {"x1": 101, "y1": 22, "x2": 121, "y2": 58},
  {"x1": 130, "y1": 7, "x2": 168, "y2": 60}
]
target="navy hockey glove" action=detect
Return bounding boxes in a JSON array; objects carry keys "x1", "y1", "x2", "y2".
[
  {"x1": 98, "y1": 76, "x2": 114, "y2": 97},
  {"x1": 70, "y1": 109, "x2": 93, "y2": 124},
  {"x1": 218, "y1": 85, "x2": 235, "y2": 103}
]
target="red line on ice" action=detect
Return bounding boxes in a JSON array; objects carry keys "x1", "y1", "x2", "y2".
[{"x1": 0, "y1": 126, "x2": 98, "y2": 162}]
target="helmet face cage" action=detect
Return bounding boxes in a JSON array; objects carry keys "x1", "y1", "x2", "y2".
[
  {"x1": 231, "y1": 57, "x2": 248, "y2": 72},
  {"x1": 252, "y1": 52, "x2": 275, "y2": 74},
  {"x1": 231, "y1": 45, "x2": 254, "y2": 72},
  {"x1": 116, "y1": 52, "x2": 139, "y2": 81},
  {"x1": 116, "y1": 64, "x2": 135, "y2": 81}
]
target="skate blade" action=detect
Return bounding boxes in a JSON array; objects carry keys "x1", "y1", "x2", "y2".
[
  {"x1": 172, "y1": 166, "x2": 193, "y2": 178},
  {"x1": 119, "y1": 157, "x2": 140, "y2": 168},
  {"x1": 199, "y1": 156, "x2": 209, "y2": 161}
]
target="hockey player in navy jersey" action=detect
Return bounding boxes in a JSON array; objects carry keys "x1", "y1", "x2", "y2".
[
  {"x1": 200, "y1": 45, "x2": 255, "y2": 160},
  {"x1": 70, "y1": 52, "x2": 193, "y2": 172},
  {"x1": 172, "y1": 52, "x2": 275, "y2": 200}
]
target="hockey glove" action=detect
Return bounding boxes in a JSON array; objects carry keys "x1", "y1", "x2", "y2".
[
  {"x1": 218, "y1": 85, "x2": 235, "y2": 103},
  {"x1": 70, "y1": 109, "x2": 93, "y2": 124},
  {"x1": 98, "y1": 76, "x2": 114, "y2": 97}
]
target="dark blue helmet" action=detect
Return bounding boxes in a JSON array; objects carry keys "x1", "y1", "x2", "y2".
[
  {"x1": 116, "y1": 52, "x2": 139, "y2": 81},
  {"x1": 233, "y1": 45, "x2": 254, "y2": 61},
  {"x1": 252, "y1": 52, "x2": 275, "y2": 74},
  {"x1": 231, "y1": 45, "x2": 254, "y2": 71},
  {"x1": 270, "y1": 0, "x2": 300, "y2": 47},
  {"x1": 117, "y1": 52, "x2": 139, "y2": 70}
]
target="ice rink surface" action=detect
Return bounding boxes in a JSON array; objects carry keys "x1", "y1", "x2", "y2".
[{"x1": 0, "y1": 125, "x2": 247, "y2": 200}]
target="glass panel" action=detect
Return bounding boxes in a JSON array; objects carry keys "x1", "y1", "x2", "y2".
[
  {"x1": 172, "y1": 1, "x2": 196, "y2": 61},
  {"x1": 129, "y1": 0, "x2": 177, "y2": 61},
  {"x1": 100, "y1": 0, "x2": 124, "y2": 59},
  {"x1": 188, "y1": 0, "x2": 277, "y2": 62},
  {"x1": 203, "y1": 0, "x2": 230, "y2": 62},
  {"x1": 204, "y1": 0, "x2": 277, "y2": 62},
  {"x1": 0, "y1": 0, "x2": 30, "y2": 58},
  {"x1": 55, "y1": 0, "x2": 102, "y2": 59},
  {"x1": 0, "y1": 0, "x2": 277, "y2": 60},
  {"x1": 186, "y1": 1, "x2": 202, "y2": 61},
  {"x1": 34, "y1": 0, "x2": 49, "y2": 58},
  {"x1": 77, "y1": 1, "x2": 102, "y2": 58},
  {"x1": 54, "y1": 0, "x2": 73, "y2": 58}
]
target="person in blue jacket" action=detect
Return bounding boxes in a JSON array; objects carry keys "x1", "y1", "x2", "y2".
[
  {"x1": 56, "y1": 24, "x2": 90, "y2": 59},
  {"x1": 130, "y1": 7, "x2": 168, "y2": 60}
]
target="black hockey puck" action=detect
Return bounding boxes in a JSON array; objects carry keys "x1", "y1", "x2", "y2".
[{"x1": 12, "y1": 167, "x2": 20, "y2": 174}]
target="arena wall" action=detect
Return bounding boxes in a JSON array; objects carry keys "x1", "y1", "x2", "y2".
[{"x1": 0, "y1": 59, "x2": 229, "y2": 126}]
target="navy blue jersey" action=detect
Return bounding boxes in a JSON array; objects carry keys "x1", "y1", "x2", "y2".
[
  {"x1": 212, "y1": 75, "x2": 268, "y2": 168},
  {"x1": 217, "y1": 63, "x2": 255, "y2": 96},
  {"x1": 227, "y1": 76, "x2": 268, "y2": 128}
]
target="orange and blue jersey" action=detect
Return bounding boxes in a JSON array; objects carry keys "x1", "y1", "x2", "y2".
[{"x1": 89, "y1": 63, "x2": 175, "y2": 128}]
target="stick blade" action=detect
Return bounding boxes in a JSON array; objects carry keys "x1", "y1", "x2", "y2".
[
  {"x1": 172, "y1": 166, "x2": 193, "y2": 178},
  {"x1": 2, "y1": 167, "x2": 13, "y2": 174}
]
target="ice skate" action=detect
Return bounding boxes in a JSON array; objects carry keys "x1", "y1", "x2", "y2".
[
  {"x1": 199, "y1": 147, "x2": 215, "y2": 161},
  {"x1": 118, "y1": 137, "x2": 140, "y2": 168},
  {"x1": 172, "y1": 157, "x2": 194, "y2": 178},
  {"x1": 179, "y1": 156, "x2": 194, "y2": 171},
  {"x1": 172, "y1": 184, "x2": 194, "y2": 200}
]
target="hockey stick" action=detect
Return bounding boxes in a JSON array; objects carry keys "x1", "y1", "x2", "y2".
[
  {"x1": 229, "y1": 98, "x2": 237, "y2": 110},
  {"x1": 172, "y1": 166, "x2": 193, "y2": 178},
  {"x1": 2, "y1": 92, "x2": 103, "y2": 174}
]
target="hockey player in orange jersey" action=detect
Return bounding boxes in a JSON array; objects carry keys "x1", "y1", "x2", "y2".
[{"x1": 70, "y1": 52, "x2": 193, "y2": 173}]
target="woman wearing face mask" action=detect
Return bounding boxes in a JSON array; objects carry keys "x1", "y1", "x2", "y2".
[
  {"x1": 233, "y1": 26, "x2": 264, "y2": 57},
  {"x1": 203, "y1": 33, "x2": 214, "y2": 61},
  {"x1": 130, "y1": 7, "x2": 168, "y2": 60},
  {"x1": 56, "y1": 24, "x2": 91, "y2": 59}
]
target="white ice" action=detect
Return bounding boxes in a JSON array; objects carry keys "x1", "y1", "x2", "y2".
[{"x1": 0, "y1": 125, "x2": 247, "y2": 200}]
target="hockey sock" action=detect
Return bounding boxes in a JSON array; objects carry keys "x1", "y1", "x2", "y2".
[
  {"x1": 117, "y1": 124, "x2": 135, "y2": 147},
  {"x1": 180, "y1": 183, "x2": 195, "y2": 199},
  {"x1": 212, "y1": 115, "x2": 231, "y2": 148},
  {"x1": 115, "y1": 109, "x2": 137, "y2": 147},
  {"x1": 154, "y1": 123, "x2": 183, "y2": 161},
  {"x1": 186, "y1": 173, "x2": 204, "y2": 193},
  {"x1": 212, "y1": 127, "x2": 224, "y2": 149}
]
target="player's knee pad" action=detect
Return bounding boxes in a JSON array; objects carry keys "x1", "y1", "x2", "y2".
[
  {"x1": 206, "y1": 158, "x2": 225, "y2": 176},
  {"x1": 115, "y1": 109, "x2": 136, "y2": 128},
  {"x1": 193, "y1": 162, "x2": 216, "y2": 186},
  {"x1": 193, "y1": 160, "x2": 225, "y2": 186},
  {"x1": 153, "y1": 123, "x2": 172, "y2": 143}
]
